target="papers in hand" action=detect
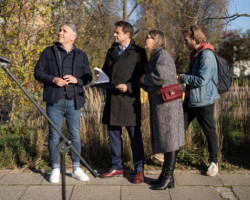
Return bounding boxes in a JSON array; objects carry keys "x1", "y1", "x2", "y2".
[{"x1": 90, "y1": 67, "x2": 110, "y2": 85}]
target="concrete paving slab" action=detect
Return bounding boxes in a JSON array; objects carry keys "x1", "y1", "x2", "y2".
[
  {"x1": 20, "y1": 185, "x2": 73, "y2": 200},
  {"x1": 175, "y1": 173, "x2": 223, "y2": 186},
  {"x1": 71, "y1": 185, "x2": 120, "y2": 200},
  {"x1": 0, "y1": 174, "x2": 44, "y2": 185},
  {"x1": 218, "y1": 174, "x2": 250, "y2": 185},
  {"x1": 146, "y1": 170, "x2": 162, "y2": 175},
  {"x1": 0, "y1": 169, "x2": 12, "y2": 174},
  {"x1": 41, "y1": 173, "x2": 88, "y2": 185},
  {"x1": 85, "y1": 174, "x2": 158, "y2": 186},
  {"x1": 219, "y1": 170, "x2": 250, "y2": 175},
  {"x1": 0, "y1": 169, "x2": 249, "y2": 200},
  {"x1": 87, "y1": 175, "x2": 133, "y2": 186},
  {"x1": 0, "y1": 186, "x2": 27, "y2": 200},
  {"x1": 215, "y1": 186, "x2": 237, "y2": 200},
  {"x1": 232, "y1": 186, "x2": 250, "y2": 200},
  {"x1": 121, "y1": 185, "x2": 171, "y2": 200},
  {"x1": 174, "y1": 170, "x2": 201, "y2": 175},
  {"x1": 86, "y1": 174, "x2": 159, "y2": 186},
  {"x1": 169, "y1": 186, "x2": 221, "y2": 200}
]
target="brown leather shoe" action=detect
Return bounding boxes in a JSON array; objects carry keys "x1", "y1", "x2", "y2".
[
  {"x1": 101, "y1": 169, "x2": 124, "y2": 178},
  {"x1": 134, "y1": 172, "x2": 144, "y2": 184}
]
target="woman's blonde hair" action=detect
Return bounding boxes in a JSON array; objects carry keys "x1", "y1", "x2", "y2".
[
  {"x1": 183, "y1": 25, "x2": 206, "y2": 44},
  {"x1": 148, "y1": 30, "x2": 166, "y2": 51}
]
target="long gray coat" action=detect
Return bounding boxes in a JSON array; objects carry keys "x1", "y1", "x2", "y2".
[{"x1": 143, "y1": 47, "x2": 185, "y2": 154}]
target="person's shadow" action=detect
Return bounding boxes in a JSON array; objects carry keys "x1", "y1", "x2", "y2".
[
  {"x1": 123, "y1": 170, "x2": 155, "y2": 185},
  {"x1": 95, "y1": 169, "x2": 155, "y2": 185},
  {"x1": 29, "y1": 168, "x2": 74, "y2": 182},
  {"x1": 29, "y1": 168, "x2": 50, "y2": 182}
]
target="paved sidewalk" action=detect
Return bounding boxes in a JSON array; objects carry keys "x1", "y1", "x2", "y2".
[{"x1": 0, "y1": 169, "x2": 249, "y2": 200}]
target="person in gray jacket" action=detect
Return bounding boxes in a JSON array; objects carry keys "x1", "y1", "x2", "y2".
[
  {"x1": 140, "y1": 30, "x2": 185, "y2": 190},
  {"x1": 179, "y1": 25, "x2": 219, "y2": 177}
]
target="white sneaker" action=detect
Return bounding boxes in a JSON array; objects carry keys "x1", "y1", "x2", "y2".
[
  {"x1": 206, "y1": 162, "x2": 218, "y2": 176},
  {"x1": 49, "y1": 168, "x2": 60, "y2": 183},
  {"x1": 72, "y1": 168, "x2": 89, "y2": 181}
]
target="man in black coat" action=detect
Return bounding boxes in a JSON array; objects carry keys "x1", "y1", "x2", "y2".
[
  {"x1": 100, "y1": 21, "x2": 147, "y2": 183},
  {"x1": 34, "y1": 22, "x2": 92, "y2": 183}
]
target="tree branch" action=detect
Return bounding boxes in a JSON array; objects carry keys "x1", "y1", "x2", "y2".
[
  {"x1": 204, "y1": 13, "x2": 250, "y2": 24},
  {"x1": 128, "y1": 2, "x2": 139, "y2": 19}
]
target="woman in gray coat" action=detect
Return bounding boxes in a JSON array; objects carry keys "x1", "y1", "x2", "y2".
[{"x1": 140, "y1": 30, "x2": 185, "y2": 190}]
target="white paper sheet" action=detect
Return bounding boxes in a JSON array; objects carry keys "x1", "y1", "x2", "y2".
[{"x1": 90, "y1": 67, "x2": 110, "y2": 85}]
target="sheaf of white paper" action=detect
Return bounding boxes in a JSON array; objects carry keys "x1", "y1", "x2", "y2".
[{"x1": 90, "y1": 67, "x2": 110, "y2": 85}]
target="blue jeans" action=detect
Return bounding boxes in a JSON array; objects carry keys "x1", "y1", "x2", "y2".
[
  {"x1": 46, "y1": 99, "x2": 81, "y2": 171},
  {"x1": 108, "y1": 125, "x2": 144, "y2": 172}
]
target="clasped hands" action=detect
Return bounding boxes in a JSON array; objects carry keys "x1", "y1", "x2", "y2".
[
  {"x1": 115, "y1": 84, "x2": 127, "y2": 93},
  {"x1": 53, "y1": 75, "x2": 77, "y2": 87}
]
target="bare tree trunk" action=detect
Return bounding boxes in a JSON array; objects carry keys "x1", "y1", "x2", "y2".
[
  {"x1": 123, "y1": 0, "x2": 128, "y2": 21},
  {"x1": 26, "y1": 3, "x2": 37, "y2": 51},
  {"x1": 10, "y1": 96, "x2": 16, "y2": 121}
]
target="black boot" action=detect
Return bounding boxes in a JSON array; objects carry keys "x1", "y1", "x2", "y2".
[
  {"x1": 151, "y1": 156, "x2": 167, "y2": 185},
  {"x1": 151, "y1": 150, "x2": 178, "y2": 190},
  {"x1": 150, "y1": 168, "x2": 164, "y2": 185}
]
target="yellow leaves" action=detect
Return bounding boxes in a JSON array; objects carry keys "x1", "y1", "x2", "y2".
[
  {"x1": 0, "y1": 71, "x2": 9, "y2": 89},
  {"x1": 0, "y1": 1, "x2": 57, "y2": 107},
  {"x1": 20, "y1": 96, "x2": 28, "y2": 105}
]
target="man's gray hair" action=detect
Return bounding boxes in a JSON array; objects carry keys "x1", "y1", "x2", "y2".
[{"x1": 64, "y1": 21, "x2": 78, "y2": 37}]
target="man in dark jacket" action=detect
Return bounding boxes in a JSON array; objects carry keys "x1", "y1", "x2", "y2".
[
  {"x1": 34, "y1": 22, "x2": 92, "y2": 183},
  {"x1": 99, "y1": 21, "x2": 147, "y2": 183}
]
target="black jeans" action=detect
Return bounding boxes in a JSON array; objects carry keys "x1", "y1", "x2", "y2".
[{"x1": 183, "y1": 100, "x2": 218, "y2": 163}]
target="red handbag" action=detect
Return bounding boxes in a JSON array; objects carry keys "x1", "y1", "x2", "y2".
[{"x1": 158, "y1": 84, "x2": 182, "y2": 103}]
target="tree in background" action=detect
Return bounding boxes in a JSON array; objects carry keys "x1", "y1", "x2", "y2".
[
  {"x1": 1, "y1": 0, "x2": 248, "y2": 120},
  {"x1": 50, "y1": 0, "x2": 121, "y2": 70},
  {"x1": 0, "y1": 0, "x2": 137, "y2": 119},
  {"x1": 53, "y1": 0, "x2": 145, "y2": 71},
  {"x1": 135, "y1": 0, "x2": 229, "y2": 73},
  {"x1": 217, "y1": 29, "x2": 250, "y2": 66},
  {"x1": 0, "y1": 0, "x2": 60, "y2": 120},
  {"x1": 0, "y1": 0, "x2": 249, "y2": 170}
]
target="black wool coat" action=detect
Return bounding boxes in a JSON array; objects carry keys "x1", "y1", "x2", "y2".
[
  {"x1": 102, "y1": 39, "x2": 147, "y2": 126},
  {"x1": 34, "y1": 42, "x2": 92, "y2": 109}
]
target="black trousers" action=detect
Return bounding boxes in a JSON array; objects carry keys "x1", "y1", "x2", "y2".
[{"x1": 183, "y1": 100, "x2": 218, "y2": 163}]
